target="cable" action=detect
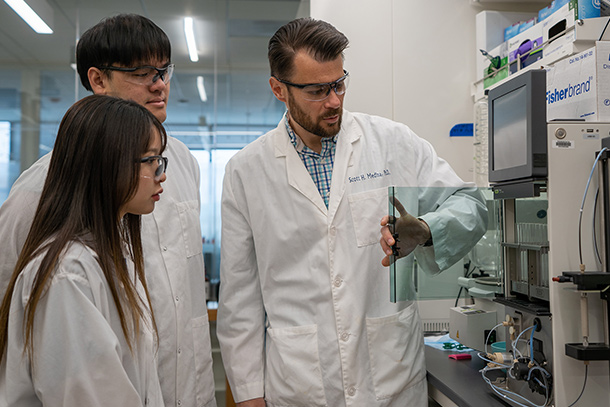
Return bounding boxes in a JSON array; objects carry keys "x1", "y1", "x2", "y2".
[
  {"x1": 454, "y1": 260, "x2": 476, "y2": 307},
  {"x1": 578, "y1": 148, "x2": 607, "y2": 265},
  {"x1": 482, "y1": 365, "x2": 551, "y2": 407},
  {"x1": 567, "y1": 364, "x2": 589, "y2": 407},
  {"x1": 592, "y1": 188, "x2": 602, "y2": 264},
  {"x1": 599, "y1": 16, "x2": 610, "y2": 41},
  {"x1": 454, "y1": 287, "x2": 463, "y2": 307},
  {"x1": 529, "y1": 322, "x2": 537, "y2": 363},
  {"x1": 512, "y1": 325, "x2": 536, "y2": 360},
  {"x1": 477, "y1": 351, "x2": 511, "y2": 369},
  {"x1": 481, "y1": 321, "x2": 552, "y2": 407},
  {"x1": 485, "y1": 322, "x2": 505, "y2": 354},
  {"x1": 526, "y1": 365, "x2": 551, "y2": 382},
  {"x1": 481, "y1": 366, "x2": 551, "y2": 407},
  {"x1": 529, "y1": 366, "x2": 551, "y2": 406}
]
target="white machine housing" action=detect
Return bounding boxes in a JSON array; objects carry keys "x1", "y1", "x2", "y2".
[
  {"x1": 546, "y1": 121, "x2": 610, "y2": 406},
  {"x1": 449, "y1": 305, "x2": 498, "y2": 351}
]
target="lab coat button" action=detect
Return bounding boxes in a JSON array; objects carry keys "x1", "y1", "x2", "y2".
[
  {"x1": 177, "y1": 400, "x2": 182, "y2": 406},
  {"x1": 340, "y1": 332, "x2": 350, "y2": 341},
  {"x1": 333, "y1": 277, "x2": 342, "y2": 287},
  {"x1": 347, "y1": 386, "x2": 356, "y2": 396},
  {"x1": 163, "y1": 246, "x2": 168, "y2": 251}
]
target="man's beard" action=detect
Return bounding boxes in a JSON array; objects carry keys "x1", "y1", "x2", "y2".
[{"x1": 288, "y1": 93, "x2": 342, "y2": 138}]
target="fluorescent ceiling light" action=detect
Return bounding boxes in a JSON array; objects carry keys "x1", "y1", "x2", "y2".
[
  {"x1": 197, "y1": 76, "x2": 207, "y2": 102},
  {"x1": 184, "y1": 17, "x2": 199, "y2": 62},
  {"x1": 4, "y1": 0, "x2": 53, "y2": 34}
]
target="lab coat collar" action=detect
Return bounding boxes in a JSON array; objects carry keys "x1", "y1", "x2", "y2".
[
  {"x1": 272, "y1": 110, "x2": 361, "y2": 219},
  {"x1": 327, "y1": 111, "x2": 361, "y2": 221}
]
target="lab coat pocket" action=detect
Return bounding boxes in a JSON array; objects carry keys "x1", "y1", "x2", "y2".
[
  {"x1": 192, "y1": 314, "x2": 216, "y2": 405},
  {"x1": 177, "y1": 200, "x2": 202, "y2": 258},
  {"x1": 365, "y1": 305, "x2": 426, "y2": 400},
  {"x1": 266, "y1": 324, "x2": 328, "y2": 407},
  {"x1": 348, "y1": 187, "x2": 387, "y2": 247}
]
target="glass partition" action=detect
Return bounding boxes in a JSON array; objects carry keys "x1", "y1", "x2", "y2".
[
  {"x1": 0, "y1": 3, "x2": 305, "y2": 292},
  {"x1": 388, "y1": 187, "x2": 502, "y2": 303},
  {"x1": 506, "y1": 193, "x2": 549, "y2": 302}
]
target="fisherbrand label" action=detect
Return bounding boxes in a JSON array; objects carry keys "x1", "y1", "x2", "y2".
[{"x1": 547, "y1": 76, "x2": 593, "y2": 104}]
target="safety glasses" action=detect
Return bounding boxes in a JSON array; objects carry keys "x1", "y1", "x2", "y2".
[
  {"x1": 140, "y1": 155, "x2": 168, "y2": 181},
  {"x1": 99, "y1": 64, "x2": 175, "y2": 86},
  {"x1": 274, "y1": 70, "x2": 350, "y2": 101}
]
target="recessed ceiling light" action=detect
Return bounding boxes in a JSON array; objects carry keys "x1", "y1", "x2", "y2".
[
  {"x1": 197, "y1": 76, "x2": 207, "y2": 102},
  {"x1": 4, "y1": 0, "x2": 53, "y2": 34},
  {"x1": 184, "y1": 17, "x2": 199, "y2": 62}
]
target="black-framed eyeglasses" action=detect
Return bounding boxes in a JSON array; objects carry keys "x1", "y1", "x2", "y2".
[
  {"x1": 98, "y1": 64, "x2": 175, "y2": 86},
  {"x1": 274, "y1": 70, "x2": 350, "y2": 101},
  {"x1": 140, "y1": 155, "x2": 168, "y2": 181}
]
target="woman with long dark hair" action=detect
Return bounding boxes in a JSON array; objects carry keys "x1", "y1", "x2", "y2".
[{"x1": 0, "y1": 94, "x2": 168, "y2": 406}]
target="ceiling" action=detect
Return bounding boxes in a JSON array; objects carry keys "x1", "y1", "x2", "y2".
[{"x1": 0, "y1": 0, "x2": 309, "y2": 149}]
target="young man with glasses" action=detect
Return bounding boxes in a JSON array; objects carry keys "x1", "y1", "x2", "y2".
[
  {"x1": 217, "y1": 18, "x2": 487, "y2": 407},
  {"x1": 0, "y1": 14, "x2": 216, "y2": 407}
]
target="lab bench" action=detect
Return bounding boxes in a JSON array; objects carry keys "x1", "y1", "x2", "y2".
[{"x1": 425, "y1": 346, "x2": 512, "y2": 407}]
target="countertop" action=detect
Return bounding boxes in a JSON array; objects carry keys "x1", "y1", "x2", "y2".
[{"x1": 425, "y1": 346, "x2": 512, "y2": 407}]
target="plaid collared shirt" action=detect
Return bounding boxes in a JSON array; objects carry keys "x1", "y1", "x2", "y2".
[{"x1": 285, "y1": 119, "x2": 337, "y2": 208}]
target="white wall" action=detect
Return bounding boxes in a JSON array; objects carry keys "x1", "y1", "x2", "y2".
[{"x1": 311, "y1": 0, "x2": 540, "y2": 181}]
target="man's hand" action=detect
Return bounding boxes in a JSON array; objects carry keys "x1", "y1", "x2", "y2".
[
  {"x1": 380, "y1": 197, "x2": 431, "y2": 267},
  {"x1": 237, "y1": 397, "x2": 266, "y2": 407}
]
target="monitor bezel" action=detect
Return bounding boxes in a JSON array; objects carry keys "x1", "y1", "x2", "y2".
[{"x1": 488, "y1": 69, "x2": 547, "y2": 184}]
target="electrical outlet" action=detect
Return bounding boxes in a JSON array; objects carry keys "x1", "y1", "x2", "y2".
[{"x1": 484, "y1": 329, "x2": 497, "y2": 346}]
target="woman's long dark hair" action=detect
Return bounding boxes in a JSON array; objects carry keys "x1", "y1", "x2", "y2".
[{"x1": 0, "y1": 94, "x2": 167, "y2": 362}]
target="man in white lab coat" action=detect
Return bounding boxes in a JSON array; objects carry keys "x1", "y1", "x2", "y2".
[
  {"x1": 0, "y1": 14, "x2": 216, "y2": 407},
  {"x1": 217, "y1": 18, "x2": 487, "y2": 407}
]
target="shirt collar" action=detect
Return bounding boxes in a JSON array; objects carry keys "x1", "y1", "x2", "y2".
[{"x1": 284, "y1": 112, "x2": 338, "y2": 155}]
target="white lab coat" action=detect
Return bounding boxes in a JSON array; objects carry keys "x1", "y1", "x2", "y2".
[
  {"x1": 217, "y1": 111, "x2": 486, "y2": 407},
  {"x1": 0, "y1": 137, "x2": 216, "y2": 407},
  {"x1": 0, "y1": 241, "x2": 163, "y2": 407}
]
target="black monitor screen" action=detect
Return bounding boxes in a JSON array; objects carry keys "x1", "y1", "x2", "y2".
[{"x1": 492, "y1": 85, "x2": 528, "y2": 171}]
